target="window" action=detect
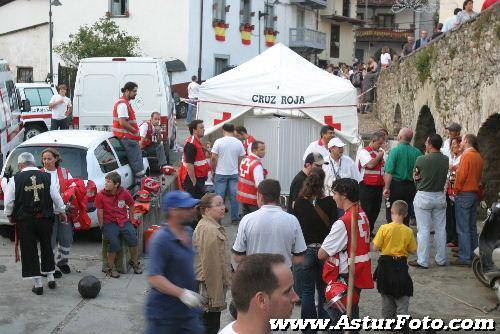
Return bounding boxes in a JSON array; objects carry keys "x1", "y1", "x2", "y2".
[
  {"x1": 109, "y1": 0, "x2": 128, "y2": 16},
  {"x1": 330, "y1": 25, "x2": 340, "y2": 58},
  {"x1": 214, "y1": 57, "x2": 229, "y2": 76},
  {"x1": 17, "y1": 67, "x2": 33, "y2": 83},
  {"x1": 6, "y1": 80, "x2": 19, "y2": 112},
  {"x1": 94, "y1": 141, "x2": 119, "y2": 173},
  {"x1": 23, "y1": 88, "x2": 54, "y2": 107},
  {"x1": 264, "y1": 3, "x2": 275, "y2": 29},
  {"x1": 240, "y1": 0, "x2": 252, "y2": 25},
  {"x1": 376, "y1": 14, "x2": 395, "y2": 28},
  {"x1": 342, "y1": 0, "x2": 350, "y2": 17},
  {"x1": 356, "y1": 13, "x2": 364, "y2": 21},
  {"x1": 297, "y1": 7, "x2": 305, "y2": 28},
  {"x1": 213, "y1": 0, "x2": 227, "y2": 21},
  {"x1": 108, "y1": 137, "x2": 129, "y2": 166}
]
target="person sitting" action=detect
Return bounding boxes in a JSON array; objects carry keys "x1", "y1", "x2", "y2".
[{"x1": 139, "y1": 111, "x2": 168, "y2": 168}]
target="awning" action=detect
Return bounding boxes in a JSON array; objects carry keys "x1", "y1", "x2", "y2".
[
  {"x1": 320, "y1": 14, "x2": 365, "y2": 26},
  {"x1": 165, "y1": 59, "x2": 186, "y2": 72}
]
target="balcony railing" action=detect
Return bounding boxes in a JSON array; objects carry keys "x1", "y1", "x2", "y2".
[
  {"x1": 355, "y1": 27, "x2": 414, "y2": 42},
  {"x1": 289, "y1": 27, "x2": 327, "y2": 53},
  {"x1": 290, "y1": 0, "x2": 327, "y2": 9}
]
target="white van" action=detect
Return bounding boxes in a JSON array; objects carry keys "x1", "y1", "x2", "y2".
[
  {"x1": 73, "y1": 57, "x2": 177, "y2": 147},
  {"x1": 16, "y1": 82, "x2": 58, "y2": 139},
  {"x1": 0, "y1": 60, "x2": 25, "y2": 169}
]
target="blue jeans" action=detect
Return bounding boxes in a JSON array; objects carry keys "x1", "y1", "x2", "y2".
[
  {"x1": 187, "y1": 101, "x2": 197, "y2": 124},
  {"x1": 301, "y1": 247, "x2": 328, "y2": 333},
  {"x1": 455, "y1": 192, "x2": 479, "y2": 264},
  {"x1": 145, "y1": 317, "x2": 203, "y2": 334},
  {"x1": 214, "y1": 174, "x2": 239, "y2": 221},
  {"x1": 325, "y1": 302, "x2": 360, "y2": 334}
]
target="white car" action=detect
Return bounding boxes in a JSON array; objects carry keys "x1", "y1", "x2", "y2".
[{"x1": 0, "y1": 130, "x2": 149, "y2": 228}]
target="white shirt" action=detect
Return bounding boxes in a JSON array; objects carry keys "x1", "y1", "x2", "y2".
[
  {"x1": 322, "y1": 155, "x2": 361, "y2": 196},
  {"x1": 45, "y1": 169, "x2": 73, "y2": 194},
  {"x1": 218, "y1": 321, "x2": 238, "y2": 334},
  {"x1": 49, "y1": 94, "x2": 71, "y2": 120},
  {"x1": 3, "y1": 167, "x2": 66, "y2": 216},
  {"x1": 380, "y1": 53, "x2": 391, "y2": 65},
  {"x1": 247, "y1": 153, "x2": 265, "y2": 187},
  {"x1": 302, "y1": 140, "x2": 330, "y2": 161},
  {"x1": 321, "y1": 219, "x2": 349, "y2": 274},
  {"x1": 117, "y1": 103, "x2": 129, "y2": 119},
  {"x1": 442, "y1": 15, "x2": 457, "y2": 32},
  {"x1": 232, "y1": 205, "x2": 307, "y2": 268},
  {"x1": 441, "y1": 138, "x2": 453, "y2": 159},
  {"x1": 187, "y1": 81, "x2": 200, "y2": 99},
  {"x1": 356, "y1": 147, "x2": 384, "y2": 178},
  {"x1": 212, "y1": 136, "x2": 246, "y2": 175}
]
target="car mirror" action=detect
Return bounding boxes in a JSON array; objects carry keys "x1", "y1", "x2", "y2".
[{"x1": 22, "y1": 99, "x2": 31, "y2": 112}]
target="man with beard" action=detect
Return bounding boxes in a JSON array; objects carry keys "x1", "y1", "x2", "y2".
[
  {"x1": 218, "y1": 253, "x2": 299, "y2": 334},
  {"x1": 112, "y1": 82, "x2": 145, "y2": 192},
  {"x1": 146, "y1": 190, "x2": 205, "y2": 333}
]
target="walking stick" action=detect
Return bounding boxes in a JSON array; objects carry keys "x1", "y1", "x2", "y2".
[{"x1": 346, "y1": 203, "x2": 359, "y2": 333}]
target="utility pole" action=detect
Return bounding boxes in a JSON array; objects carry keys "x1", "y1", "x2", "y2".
[{"x1": 197, "y1": 0, "x2": 204, "y2": 84}]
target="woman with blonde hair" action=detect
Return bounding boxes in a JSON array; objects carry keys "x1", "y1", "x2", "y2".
[{"x1": 193, "y1": 193, "x2": 231, "y2": 334}]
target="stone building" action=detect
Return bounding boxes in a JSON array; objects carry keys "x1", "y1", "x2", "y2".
[{"x1": 374, "y1": 4, "x2": 500, "y2": 204}]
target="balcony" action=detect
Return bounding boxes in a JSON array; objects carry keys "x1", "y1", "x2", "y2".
[
  {"x1": 290, "y1": 0, "x2": 327, "y2": 9},
  {"x1": 355, "y1": 27, "x2": 414, "y2": 42},
  {"x1": 289, "y1": 27, "x2": 326, "y2": 54}
]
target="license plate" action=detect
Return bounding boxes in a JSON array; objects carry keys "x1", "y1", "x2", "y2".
[{"x1": 85, "y1": 125, "x2": 111, "y2": 131}]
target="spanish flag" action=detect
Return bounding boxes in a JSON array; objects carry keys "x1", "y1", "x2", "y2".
[
  {"x1": 265, "y1": 33, "x2": 276, "y2": 47},
  {"x1": 241, "y1": 27, "x2": 252, "y2": 45},
  {"x1": 215, "y1": 23, "x2": 227, "y2": 42}
]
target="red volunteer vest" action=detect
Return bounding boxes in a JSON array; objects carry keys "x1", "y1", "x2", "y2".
[
  {"x1": 237, "y1": 155, "x2": 264, "y2": 205},
  {"x1": 140, "y1": 121, "x2": 167, "y2": 148},
  {"x1": 243, "y1": 136, "x2": 256, "y2": 155},
  {"x1": 112, "y1": 96, "x2": 141, "y2": 141},
  {"x1": 322, "y1": 206, "x2": 374, "y2": 289},
  {"x1": 359, "y1": 146, "x2": 384, "y2": 187},
  {"x1": 178, "y1": 136, "x2": 210, "y2": 184}
]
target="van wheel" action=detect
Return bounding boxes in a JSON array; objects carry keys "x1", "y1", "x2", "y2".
[
  {"x1": 176, "y1": 102, "x2": 187, "y2": 119},
  {"x1": 24, "y1": 125, "x2": 46, "y2": 140}
]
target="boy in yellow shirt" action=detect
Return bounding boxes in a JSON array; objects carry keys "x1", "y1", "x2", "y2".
[{"x1": 373, "y1": 200, "x2": 417, "y2": 320}]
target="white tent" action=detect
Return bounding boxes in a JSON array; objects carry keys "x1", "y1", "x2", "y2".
[{"x1": 197, "y1": 43, "x2": 359, "y2": 143}]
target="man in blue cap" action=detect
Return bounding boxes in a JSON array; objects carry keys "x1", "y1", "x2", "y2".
[{"x1": 145, "y1": 190, "x2": 205, "y2": 334}]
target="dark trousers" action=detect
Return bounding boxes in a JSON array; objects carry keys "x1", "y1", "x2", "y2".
[
  {"x1": 146, "y1": 317, "x2": 203, "y2": 334},
  {"x1": 325, "y1": 299, "x2": 360, "y2": 334},
  {"x1": 202, "y1": 311, "x2": 221, "y2": 334},
  {"x1": 50, "y1": 118, "x2": 68, "y2": 130},
  {"x1": 385, "y1": 180, "x2": 416, "y2": 225},
  {"x1": 183, "y1": 177, "x2": 206, "y2": 199},
  {"x1": 446, "y1": 195, "x2": 458, "y2": 244},
  {"x1": 241, "y1": 203, "x2": 258, "y2": 216},
  {"x1": 359, "y1": 182, "x2": 383, "y2": 234},
  {"x1": 18, "y1": 218, "x2": 55, "y2": 278}
]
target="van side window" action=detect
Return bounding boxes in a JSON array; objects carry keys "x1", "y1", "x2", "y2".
[
  {"x1": 94, "y1": 141, "x2": 119, "y2": 173},
  {"x1": 38, "y1": 88, "x2": 54, "y2": 106},
  {"x1": 6, "y1": 80, "x2": 19, "y2": 111},
  {"x1": 108, "y1": 137, "x2": 130, "y2": 166},
  {"x1": 24, "y1": 88, "x2": 42, "y2": 106}
]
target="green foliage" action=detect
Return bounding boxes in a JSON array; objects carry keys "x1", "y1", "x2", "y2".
[
  {"x1": 415, "y1": 46, "x2": 435, "y2": 83},
  {"x1": 54, "y1": 18, "x2": 140, "y2": 68},
  {"x1": 434, "y1": 90, "x2": 441, "y2": 110}
]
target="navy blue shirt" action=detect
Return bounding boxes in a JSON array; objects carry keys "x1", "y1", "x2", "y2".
[{"x1": 146, "y1": 224, "x2": 200, "y2": 320}]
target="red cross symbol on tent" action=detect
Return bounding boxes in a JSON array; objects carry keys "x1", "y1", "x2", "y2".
[
  {"x1": 324, "y1": 116, "x2": 342, "y2": 130},
  {"x1": 214, "y1": 112, "x2": 232, "y2": 125}
]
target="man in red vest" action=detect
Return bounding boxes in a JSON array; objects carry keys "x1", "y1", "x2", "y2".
[
  {"x1": 235, "y1": 126, "x2": 256, "y2": 156},
  {"x1": 237, "y1": 141, "x2": 266, "y2": 216},
  {"x1": 112, "y1": 82, "x2": 144, "y2": 191},
  {"x1": 319, "y1": 178, "x2": 374, "y2": 332},
  {"x1": 357, "y1": 131, "x2": 385, "y2": 236},
  {"x1": 139, "y1": 111, "x2": 168, "y2": 168},
  {"x1": 178, "y1": 120, "x2": 210, "y2": 199}
]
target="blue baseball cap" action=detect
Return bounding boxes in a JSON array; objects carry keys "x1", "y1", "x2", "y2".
[{"x1": 162, "y1": 190, "x2": 200, "y2": 211}]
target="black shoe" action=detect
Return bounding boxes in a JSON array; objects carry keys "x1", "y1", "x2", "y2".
[
  {"x1": 48, "y1": 281, "x2": 57, "y2": 289},
  {"x1": 58, "y1": 264, "x2": 71, "y2": 274},
  {"x1": 54, "y1": 270, "x2": 63, "y2": 279},
  {"x1": 32, "y1": 286, "x2": 43, "y2": 295},
  {"x1": 408, "y1": 260, "x2": 428, "y2": 269}
]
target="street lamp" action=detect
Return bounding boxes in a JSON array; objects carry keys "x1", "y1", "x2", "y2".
[
  {"x1": 258, "y1": 10, "x2": 269, "y2": 54},
  {"x1": 49, "y1": 0, "x2": 62, "y2": 84}
]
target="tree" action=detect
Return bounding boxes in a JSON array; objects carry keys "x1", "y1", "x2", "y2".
[{"x1": 55, "y1": 18, "x2": 140, "y2": 68}]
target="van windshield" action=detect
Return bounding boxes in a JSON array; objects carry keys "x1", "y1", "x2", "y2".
[{"x1": 3, "y1": 146, "x2": 88, "y2": 179}]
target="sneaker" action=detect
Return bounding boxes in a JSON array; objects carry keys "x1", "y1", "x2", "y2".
[
  {"x1": 32, "y1": 286, "x2": 43, "y2": 295},
  {"x1": 54, "y1": 270, "x2": 63, "y2": 279},
  {"x1": 58, "y1": 264, "x2": 71, "y2": 274},
  {"x1": 130, "y1": 260, "x2": 143, "y2": 274},
  {"x1": 435, "y1": 261, "x2": 447, "y2": 267},
  {"x1": 408, "y1": 260, "x2": 428, "y2": 269},
  {"x1": 108, "y1": 268, "x2": 120, "y2": 278},
  {"x1": 48, "y1": 281, "x2": 57, "y2": 289}
]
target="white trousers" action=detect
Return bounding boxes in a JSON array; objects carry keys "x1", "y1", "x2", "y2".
[{"x1": 413, "y1": 191, "x2": 447, "y2": 267}]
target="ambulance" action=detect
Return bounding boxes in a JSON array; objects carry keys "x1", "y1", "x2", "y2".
[{"x1": 0, "y1": 60, "x2": 25, "y2": 169}]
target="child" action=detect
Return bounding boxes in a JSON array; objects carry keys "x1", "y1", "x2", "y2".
[
  {"x1": 95, "y1": 171, "x2": 142, "y2": 278},
  {"x1": 373, "y1": 200, "x2": 417, "y2": 320}
]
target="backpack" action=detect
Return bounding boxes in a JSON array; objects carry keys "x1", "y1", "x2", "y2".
[{"x1": 351, "y1": 72, "x2": 362, "y2": 88}]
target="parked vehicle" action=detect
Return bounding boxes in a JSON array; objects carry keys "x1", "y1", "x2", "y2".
[
  {"x1": 72, "y1": 57, "x2": 177, "y2": 148},
  {"x1": 0, "y1": 130, "x2": 149, "y2": 230},
  {"x1": 473, "y1": 193, "x2": 500, "y2": 304},
  {"x1": 0, "y1": 60, "x2": 25, "y2": 169},
  {"x1": 16, "y1": 82, "x2": 58, "y2": 139}
]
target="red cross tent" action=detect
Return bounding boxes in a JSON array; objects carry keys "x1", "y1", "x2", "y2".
[{"x1": 197, "y1": 43, "x2": 359, "y2": 193}]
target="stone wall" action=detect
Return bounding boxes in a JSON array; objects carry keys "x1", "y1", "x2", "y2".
[{"x1": 374, "y1": 4, "x2": 500, "y2": 204}]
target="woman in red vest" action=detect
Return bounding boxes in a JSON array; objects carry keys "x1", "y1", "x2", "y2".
[
  {"x1": 41, "y1": 148, "x2": 73, "y2": 277},
  {"x1": 318, "y1": 178, "x2": 373, "y2": 333}
]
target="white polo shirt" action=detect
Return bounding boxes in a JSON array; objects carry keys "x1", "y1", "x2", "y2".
[
  {"x1": 49, "y1": 94, "x2": 71, "y2": 120},
  {"x1": 232, "y1": 205, "x2": 307, "y2": 268},
  {"x1": 321, "y1": 219, "x2": 349, "y2": 274},
  {"x1": 323, "y1": 155, "x2": 361, "y2": 196},
  {"x1": 303, "y1": 139, "x2": 330, "y2": 161},
  {"x1": 356, "y1": 147, "x2": 384, "y2": 178}
]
